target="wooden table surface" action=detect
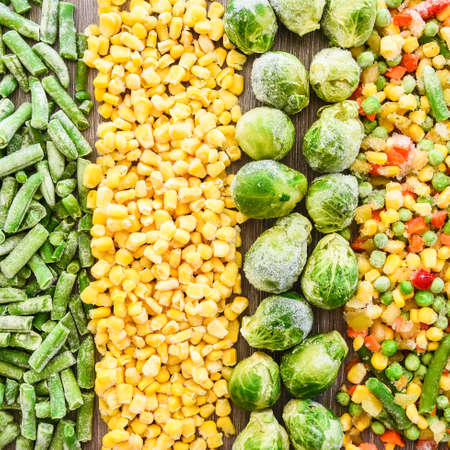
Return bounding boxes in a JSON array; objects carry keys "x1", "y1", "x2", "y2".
[{"x1": 10, "y1": 1, "x2": 429, "y2": 449}]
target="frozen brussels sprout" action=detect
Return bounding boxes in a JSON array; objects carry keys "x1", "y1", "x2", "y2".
[
  {"x1": 322, "y1": 0, "x2": 376, "y2": 48},
  {"x1": 280, "y1": 331, "x2": 348, "y2": 398},
  {"x1": 283, "y1": 399, "x2": 344, "y2": 450},
  {"x1": 251, "y1": 52, "x2": 309, "y2": 115},
  {"x1": 231, "y1": 161, "x2": 308, "y2": 219},
  {"x1": 244, "y1": 214, "x2": 312, "y2": 293},
  {"x1": 224, "y1": 0, "x2": 277, "y2": 55},
  {"x1": 302, "y1": 101, "x2": 364, "y2": 173},
  {"x1": 241, "y1": 292, "x2": 313, "y2": 351},
  {"x1": 306, "y1": 174, "x2": 358, "y2": 233},
  {"x1": 236, "y1": 107, "x2": 295, "y2": 161},
  {"x1": 232, "y1": 409, "x2": 289, "y2": 450},
  {"x1": 309, "y1": 48, "x2": 361, "y2": 102},
  {"x1": 229, "y1": 352, "x2": 281, "y2": 411},
  {"x1": 269, "y1": 0, "x2": 325, "y2": 37},
  {"x1": 301, "y1": 233, "x2": 358, "y2": 309}
]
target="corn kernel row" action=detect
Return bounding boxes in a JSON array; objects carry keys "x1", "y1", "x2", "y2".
[{"x1": 81, "y1": 0, "x2": 249, "y2": 447}]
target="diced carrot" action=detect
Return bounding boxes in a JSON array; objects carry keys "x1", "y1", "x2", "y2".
[
  {"x1": 348, "y1": 327, "x2": 368, "y2": 338},
  {"x1": 386, "y1": 147, "x2": 410, "y2": 165},
  {"x1": 401, "y1": 53, "x2": 419, "y2": 72},
  {"x1": 348, "y1": 384, "x2": 357, "y2": 396},
  {"x1": 364, "y1": 335, "x2": 381, "y2": 352},
  {"x1": 417, "y1": 440, "x2": 438, "y2": 450},
  {"x1": 406, "y1": 216, "x2": 427, "y2": 234},
  {"x1": 393, "y1": 11, "x2": 413, "y2": 25},
  {"x1": 352, "y1": 239, "x2": 367, "y2": 252},
  {"x1": 440, "y1": 233, "x2": 450, "y2": 246},
  {"x1": 350, "y1": 84, "x2": 363, "y2": 100},
  {"x1": 359, "y1": 444, "x2": 378, "y2": 450},
  {"x1": 370, "y1": 164, "x2": 382, "y2": 176},
  {"x1": 372, "y1": 210, "x2": 381, "y2": 221},
  {"x1": 409, "y1": 234, "x2": 425, "y2": 253},
  {"x1": 386, "y1": 65, "x2": 407, "y2": 80},
  {"x1": 345, "y1": 356, "x2": 359, "y2": 372},
  {"x1": 431, "y1": 210, "x2": 447, "y2": 228},
  {"x1": 381, "y1": 430, "x2": 405, "y2": 447}
]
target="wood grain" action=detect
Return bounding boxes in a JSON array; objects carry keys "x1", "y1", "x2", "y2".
[{"x1": 7, "y1": 2, "x2": 427, "y2": 449}]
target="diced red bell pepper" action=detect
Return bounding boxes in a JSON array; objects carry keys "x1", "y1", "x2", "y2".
[
  {"x1": 401, "y1": 53, "x2": 419, "y2": 72},
  {"x1": 370, "y1": 164, "x2": 382, "y2": 175},
  {"x1": 352, "y1": 239, "x2": 366, "y2": 252},
  {"x1": 386, "y1": 147, "x2": 410, "y2": 165},
  {"x1": 412, "y1": 268, "x2": 436, "y2": 290},
  {"x1": 440, "y1": 233, "x2": 450, "y2": 246},
  {"x1": 413, "y1": 0, "x2": 450, "y2": 19},
  {"x1": 406, "y1": 216, "x2": 427, "y2": 234},
  {"x1": 345, "y1": 356, "x2": 359, "y2": 373},
  {"x1": 381, "y1": 430, "x2": 405, "y2": 447},
  {"x1": 386, "y1": 65, "x2": 407, "y2": 80},
  {"x1": 372, "y1": 210, "x2": 381, "y2": 221},
  {"x1": 431, "y1": 210, "x2": 447, "y2": 228},
  {"x1": 348, "y1": 384, "x2": 357, "y2": 396},
  {"x1": 364, "y1": 335, "x2": 381, "y2": 352},
  {"x1": 409, "y1": 234, "x2": 425, "y2": 253},
  {"x1": 416, "y1": 440, "x2": 438, "y2": 450},
  {"x1": 347, "y1": 327, "x2": 368, "y2": 338},
  {"x1": 350, "y1": 84, "x2": 363, "y2": 100},
  {"x1": 393, "y1": 11, "x2": 413, "y2": 26}
]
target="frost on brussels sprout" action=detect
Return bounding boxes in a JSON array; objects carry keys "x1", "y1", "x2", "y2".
[
  {"x1": 241, "y1": 292, "x2": 313, "y2": 351},
  {"x1": 321, "y1": 0, "x2": 377, "y2": 48},
  {"x1": 236, "y1": 107, "x2": 295, "y2": 161},
  {"x1": 232, "y1": 409, "x2": 289, "y2": 450},
  {"x1": 251, "y1": 52, "x2": 309, "y2": 115},
  {"x1": 280, "y1": 331, "x2": 348, "y2": 398},
  {"x1": 269, "y1": 0, "x2": 325, "y2": 37},
  {"x1": 283, "y1": 399, "x2": 344, "y2": 450},
  {"x1": 309, "y1": 48, "x2": 361, "y2": 102},
  {"x1": 302, "y1": 100, "x2": 364, "y2": 173},
  {"x1": 306, "y1": 174, "x2": 358, "y2": 233},
  {"x1": 224, "y1": 0, "x2": 278, "y2": 55},
  {"x1": 244, "y1": 213, "x2": 312, "y2": 294},
  {"x1": 231, "y1": 160, "x2": 308, "y2": 219},
  {"x1": 301, "y1": 233, "x2": 358, "y2": 309},
  {"x1": 228, "y1": 352, "x2": 281, "y2": 411}
]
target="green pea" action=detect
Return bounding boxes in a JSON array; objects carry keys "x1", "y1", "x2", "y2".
[
  {"x1": 359, "y1": 182, "x2": 373, "y2": 198},
  {"x1": 374, "y1": 232, "x2": 388, "y2": 249},
  {"x1": 418, "y1": 139, "x2": 434, "y2": 152},
  {"x1": 424, "y1": 21, "x2": 439, "y2": 37},
  {"x1": 428, "y1": 149, "x2": 444, "y2": 166},
  {"x1": 339, "y1": 228, "x2": 351, "y2": 241},
  {"x1": 361, "y1": 96, "x2": 381, "y2": 115},
  {"x1": 374, "y1": 275, "x2": 390, "y2": 292},
  {"x1": 386, "y1": 55, "x2": 402, "y2": 67},
  {"x1": 433, "y1": 295, "x2": 447, "y2": 313},
  {"x1": 423, "y1": 230, "x2": 437, "y2": 246},
  {"x1": 391, "y1": 221, "x2": 405, "y2": 236},
  {"x1": 336, "y1": 391, "x2": 350, "y2": 407},
  {"x1": 385, "y1": 362, "x2": 403, "y2": 380},
  {"x1": 422, "y1": 352, "x2": 432, "y2": 365},
  {"x1": 432, "y1": 172, "x2": 450, "y2": 192},
  {"x1": 370, "y1": 250, "x2": 386, "y2": 268},
  {"x1": 386, "y1": 0, "x2": 401, "y2": 7},
  {"x1": 430, "y1": 277, "x2": 444, "y2": 294},
  {"x1": 401, "y1": 75, "x2": 416, "y2": 94},
  {"x1": 415, "y1": 290, "x2": 434, "y2": 307},
  {"x1": 371, "y1": 126, "x2": 388, "y2": 139},
  {"x1": 417, "y1": 196, "x2": 433, "y2": 205},
  {"x1": 404, "y1": 425, "x2": 420, "y2": 441},
  {"x1": 364, "y1": 119, "x2": 378, "y2": 134},
  {"x1": 422, "y1": 116, "x2": 434, "y2": 132},
  {"x1": 437, "y1": 395, "x2": 450, "y2": 410},
  {"x1": 399, "y1": 208, "x2": 412, "y2": 222},
  {"x1": 399, "y1": 280, "x2": 413, "y2": 295},
  {"x1": 371, "y1": 421, "x2": 385, "y2": 435},
  {"x1": 380, "y1": 291, "x2": 393, "y2": 305},
  {"x1": 378, "y1": 61, "x2": 387, "y2": 74},
  {"x1": 415, "y1": 364, "x2": 427, "y2": 378},
  {"x1": 443, "y1": 221, "x2": 450, "y2": 234},
  {"x1": 381, "y1": 339, "x2": 398, "y2": 356},
  {"x1": 404, "y1": 353, "x2": 420, "y2": 371},
  {"x1": 357, "y1": 51, "x2": 375, "y2": 68},
  {"x1": 348, "y1": 402, "x2": 363, "y2": 417},
  {"x1": 376, "y1": 75, "x2": 387, "y2": 91}
]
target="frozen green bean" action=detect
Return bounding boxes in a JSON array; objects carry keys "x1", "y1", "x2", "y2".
[
  {"x1": 0, "y1": 382, "x2": 4, "y2": 405},
  {"x1": 28, "y1": 254, "x2": 54, "y2": 290},
  {"x1": 56, "y1": 178, "x2": 76, "y2": 197},
  {"x1": 35, "y1": 422, "x2": 54, "y2": 450},
  {"x1": 11, "y1": 0, "x2": 31, "y2": 14},
  {"x1": 78, "y1": 99, "x2": 92, "y2": 115},
  {"x1": 52, "y1": 111, "x2": 92, "y2": 156},
  {"x1": 0, "y1": 98, "x2": 12, "y2": 120},
  {"x1": 16, "y1": 436, "x2": 33, "y2": 450},
  {"x1": 0, "y1": 421, "x2": 19, "y2": 447},
  {"x1": 42, "y1": 76, "x2": 88, "y2": 130},
  {"x1": 0, "y1": 360, "x2": 23, "y2": 379},
  {"x1": 35, "y1": 380, "x2": 48, "y2": 396},
  {"x1": 68, "y1": 295, "x2": 87, "y2": 335},
  {"x1": 3, "y1": 30, "x2": 47, "y2": 77},
  {"x1": 37, "y1": 160, "x2": 55, "y2": 208},
  {"x1": 19, "y1": 383, "x2": 36, "y2": 440},
  {"x1": 61, "y1": 367, "x2": 83, "y2": 410},
  {"x1": 60, "y1": 311, "x2": 79, "y2": 351},
  {"x1": 35, "y1": 400, "x2": 50, "y2": 418},
  {"x1": 2, "y1": 54, "x2": 28, "y2": 92},
  {"x1": 48, "y1": 118, "x2": 78, "y2": 161},
  {"x1": 9, "y1": 331, "x2": 41, "y2": 351},
  {"x1": 0, "y1": 3, "x2": 39, "y2": 40},
  {"x1": 52, "y1": 272, "x2": 76, "y2": 320},
  {"x1": 4, "y1": 378, "x2": 18, "y2": 403},
  {"x1": 0, "y1": 101, "x2": 31, "y2": 148},
  {"x1": 28, "y1": 320, "x2": 69, "y2": 372},
  {"x1": 0, "y1": 74, "x2": 17, "y2": 98},
  {"x1": 46, "y1": 141, "x2": 65, "y2": 183},
  {"x1": 75, "y1": 59, "x2": 87, "y2": 93},
  {"x1": 0, "y1": 144, "x2": 43, "y2": 178},
  {"x1": 33, "y1": 42, "x2": 69, "y2": 89},
  {"x1": 0, "y1": 287, "x2": 26, "y2": 303},
  {"x1": 77, "y1": 334, "x2": 94, "y2": 389},
  {"x1": 58, "y1": 230, "x2": 77, "y2": 269},
  {"x1": 48, "y1": 372, "x2": 66, "y2": 419},
  {"x1": 40, "y1": 0, "x2": 59, "y2": 45},
  {"x1": 61, "y1": 195, "x2": 80, "y2": 219},
  {"x1": 49, "y1": 419, "x2": 73, "y2": 450},
  {"x1": 76, "y1": 391, "x2": 94, "y2": 442},
  {"x1": 29, "y1": 77, "x2": 49, "y2": 130},
  {"x1": 8, "y1": 295, "x2": 52, "y2": 316},
  {"x1": 0, "y1": 348, "x2": 29, "y2": 368},
  {"x1": 58, "y1": 2, "x2": 76, "y2": 60},
  {"x1": 0, "y1": 332, "x2": 9, "y2": 347},
  {"x1": 0, "y1": 224, "x2": 49, "y2": 278},
  {"x1": 76, "y1": 33, "x2": 87, "y2": 58},
  {"x1": 0, "y1": 315, "x2": 32, "y2": 332},
  {"x1": 0, "y1": 410, "x2": 13, "y2": 427}
]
